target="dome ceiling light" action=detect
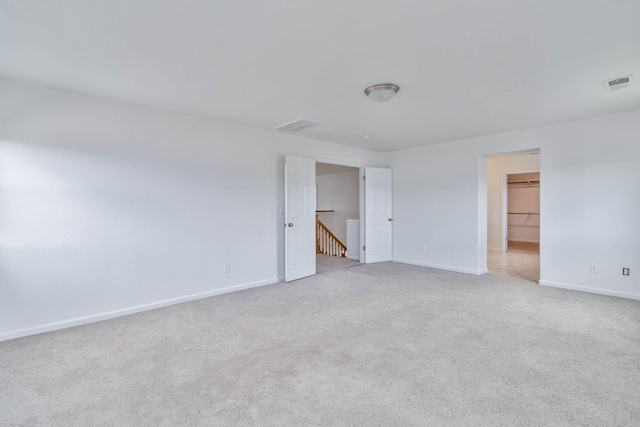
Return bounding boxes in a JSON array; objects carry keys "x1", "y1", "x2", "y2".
[{"x1": 364, "y1": 83, "x2": 400, "y2": 103}]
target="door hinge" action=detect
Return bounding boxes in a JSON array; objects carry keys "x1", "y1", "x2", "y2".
[
  {"x1": 362, "y1": 245, "x2": 366, "y2": 251},
  {"x1": 362, "y1": 175, "x2": 366, "y2": 181}
]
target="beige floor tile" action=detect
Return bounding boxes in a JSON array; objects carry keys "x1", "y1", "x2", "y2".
[{"x1": 488, "y1": 243, "x2": 540, "y2": 282}]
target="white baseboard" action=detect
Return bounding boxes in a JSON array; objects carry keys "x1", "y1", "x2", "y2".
[
  {"x1": 393, "y1": 258, "x2": 486, "y2": 275},
  {"x1": 538, "y1": 280, "x2": 640, "y2": 301},
  {"x1": 0, "y1": 276, "x2": 284, "y2": 342},
  {"x1": 508, "y1": 239, "x2": 540, "y2": 243},
  {"x1": 346, "y1": 255, "x2": 359, "y2": 261}
]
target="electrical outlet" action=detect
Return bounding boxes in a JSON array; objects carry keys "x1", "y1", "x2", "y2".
[
  {"x1": 623, "y1": 268, "x2": 630, "y2": 276},
  {"x1": 224, "y1": 264, "x2": 231, "y2": 274},
  {"x1": 590, "y1": 264, "x2": 598, "y2": 273},
  {"x1": 421, "y1": 246, "x2": 426, "y2": 253}
]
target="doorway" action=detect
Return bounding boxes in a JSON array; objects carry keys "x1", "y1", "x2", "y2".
[
  {"x1": 486, "y1": 151, "x2": 540, "y2": 282},
  {"x1": 316, "y1": 162, "x2": 360, "y2": 274},
  {"x1": 284, "y1": 156, "x2": 393, "y2": 282}
]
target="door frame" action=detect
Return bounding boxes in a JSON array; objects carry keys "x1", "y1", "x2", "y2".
[
  {"x1": 310, "y1": 157, "x2": 366, "y2": 263},
  {"x1": 480, "y1": 148, "x2": 541, "y2": 279}
]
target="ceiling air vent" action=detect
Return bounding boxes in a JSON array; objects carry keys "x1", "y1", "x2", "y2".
[
  {"x1": 273, "y1": 118, "x2": 321, "y2": 133},
  {"x1": 604, "y1": 75, "x2": 633, "y2": 92}
]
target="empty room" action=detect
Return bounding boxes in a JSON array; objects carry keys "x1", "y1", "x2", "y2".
[{"x1": 1, "y1": 1, "x2": 639, "y2": 426}]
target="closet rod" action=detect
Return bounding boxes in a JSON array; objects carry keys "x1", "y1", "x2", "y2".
[
  {"x1": 508, "y1": 212, "x2": 540, "y2": 215},
  {"x1": 507, "y1": 179, "x2": 540, "y2": 184}
]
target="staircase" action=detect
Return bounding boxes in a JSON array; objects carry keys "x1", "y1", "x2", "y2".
[{"x1": 316, "y1": 215, "x2": 347, "y2": 258}]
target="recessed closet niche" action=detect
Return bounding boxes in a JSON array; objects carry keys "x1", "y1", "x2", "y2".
[{"x1": 507, "y1": 172, "x2": 540, "y2": 252}]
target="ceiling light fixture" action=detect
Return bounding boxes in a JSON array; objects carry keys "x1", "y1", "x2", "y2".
[
  {"x1": 364, "y1": 83, "x2": 400, "y2": 103},
  {"x1": 362, "y1": 135, "x2": 373, "y2": 139}
]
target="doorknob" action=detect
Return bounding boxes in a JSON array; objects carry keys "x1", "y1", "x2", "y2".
[
  {"x1": 388, "y1": 218, "x2": 393, "y2": 221},
  {"x1": 288, "y1": 223, "x2": 294, "y2": 227}
]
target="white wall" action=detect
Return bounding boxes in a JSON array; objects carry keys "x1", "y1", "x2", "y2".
[
  {"x1": 316, "y1": 170, "x2": 359, "y2": 244},
  {"x1": 387, "y1": 109, "x2": 640, "y2": 299},
  {"x1": 0, "y1": 79, "x2": 383, "y2": 339},
  {"x1": 487, "y1": 154, "x2": 540, "y2": 250},
  {"x1": 2, "y1": 77, "x2": 639, "y2": 341}
]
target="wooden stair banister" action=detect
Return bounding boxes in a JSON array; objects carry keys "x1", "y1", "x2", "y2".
[{"x1": 316, "y1": 215, "x2": 347, "y2": 258}]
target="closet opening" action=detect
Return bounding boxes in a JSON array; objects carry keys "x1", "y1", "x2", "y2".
[
  {"x1": 506, "y1": 172, "x2": 540, "y2": 255},
  {"x1": 486, "y1": 151, "x2": 540, "y2": 282}
]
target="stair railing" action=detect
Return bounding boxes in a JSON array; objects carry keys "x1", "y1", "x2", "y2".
[{"x1": 316, "y1": 217, "x2": 347, "y2": 258}]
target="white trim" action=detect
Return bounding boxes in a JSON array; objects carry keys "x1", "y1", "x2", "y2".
[
  {"x1": 507, "y1": 238, "x2": 540, "y2": 243},
  {"x1": 393, "y1": 258, "x2": 486, "y2": 275},
  {"x1": 538, "y1": 280, "x2": 640, "y2": 301},
  {"x1": 346, "y1": 255, "x2": 359, "y2": 261},
  {"x1": 0, "y1": 277, "x2": 283, "y2": 342}
]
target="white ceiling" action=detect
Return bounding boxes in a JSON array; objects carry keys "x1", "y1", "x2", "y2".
[
  {"x1": 1, "y1": 0, "x2": 639, "y2": 152},
  {"x1": 316, "y1": 163, "x2": 358, "y2": 176}
]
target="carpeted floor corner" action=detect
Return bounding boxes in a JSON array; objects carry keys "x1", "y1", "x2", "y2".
[{"x1": 1, "y1": 262, "x2": 639, "y2": 426}]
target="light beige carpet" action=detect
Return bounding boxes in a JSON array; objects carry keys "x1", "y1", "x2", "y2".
[
  {"x1": 316, "y1": 253, "x2": 359, "y2": 274},
  {"x1": 1, "y1": 262, "x2": 639, "y2": 426}
]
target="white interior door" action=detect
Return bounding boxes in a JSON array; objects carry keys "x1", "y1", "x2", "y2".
[
  {"x1": 364, "y1": 167, "x2": 393, "y2": 263},
  {"x1": 284, "y1": 155, "x2": 316, "y2": 282}
]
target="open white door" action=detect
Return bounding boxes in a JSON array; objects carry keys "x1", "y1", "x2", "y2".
[
  {"x1": 364, "y1": 167, "x2": 393, "y2": 263},
  {"x1": 284, "y1": 155, "x2": 316, "y2": 282}
]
